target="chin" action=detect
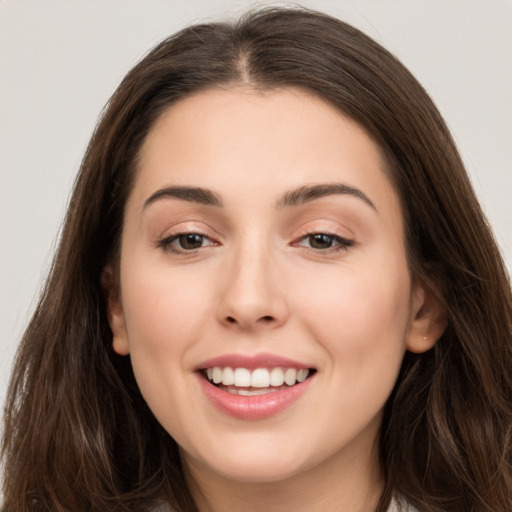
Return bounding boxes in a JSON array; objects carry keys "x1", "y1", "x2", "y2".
[
  {"x1": 181, "y1": 438, "x2": 315, "y2": 485},
  {"x1": 209, "y1": 457, "x2": 308, "y2": 484}
]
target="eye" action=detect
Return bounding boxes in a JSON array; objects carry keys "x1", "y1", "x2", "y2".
[
  {"x1": 158, "y1": 232, "x2": 216, "y2": 253},
  {"x1": 296, "y1": 233, "x2": 353, "y2": 251}
]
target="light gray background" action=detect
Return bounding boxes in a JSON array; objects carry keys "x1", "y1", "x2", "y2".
[{"x1": 1, "y1": 0, "x2": 511, "y2": 414}]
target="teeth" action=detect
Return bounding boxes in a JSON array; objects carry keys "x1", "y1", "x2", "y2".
[
  {"x1": 222, "y1": 367, "x2": 234, "y2": 385},
  {"x1": 230, "y1": 387, "x2": 279, "y2": 396},
  {"x1": 251, "y1": 368, "x2": 270, "y2": 388},
  {"x1": 233, "y1": 368, "x2": 251, "y2": 387},
  {"x1": 284, "y1": 368, "x2": 297, "y2": 386},
  {"x1": 297, "y1": 368, "x2": 309, "y2": 382},
  {"x1": 212, "y1": 367, "x2": 223, "y2": 384},
  {"x1": 205, "y1": 366, "x2": 310, "y2": 388},
  {"x1": 270, "y1": 367, "x2": 285, "y2": 386}
]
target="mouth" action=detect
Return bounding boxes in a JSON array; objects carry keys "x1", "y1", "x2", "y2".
[
  {"x1": 196, "y1": 353, "x2": 317, "y2": 419},
  {"x1": 202, "y1": 366, "x2": 316, "y2": 396}
]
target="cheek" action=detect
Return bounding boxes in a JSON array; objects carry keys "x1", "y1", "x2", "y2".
[
  {"x1": 120, "y1": 265, "x2": 215, "y2": 363},
  {"x1": 118, "y1": 268, "x2": 215, "y2": 431},
  {"x1": 295, "y1": 262, "x2": 412, "y2": 365}
]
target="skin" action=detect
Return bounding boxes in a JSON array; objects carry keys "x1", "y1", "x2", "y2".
[{"x1": 107, "y1": 87, "x2": 445, "y2": 512}]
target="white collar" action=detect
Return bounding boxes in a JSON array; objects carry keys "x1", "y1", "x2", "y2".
[{"x1": 388, "y1": 497, "x2": 417, "y2": 511}]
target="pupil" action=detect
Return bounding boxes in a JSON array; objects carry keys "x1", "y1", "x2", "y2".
[
  {"x1": 180, "y1": 234, "x2": 203, "y2": 249},
  {"x1": 309, "y1": 234, "x2": 332, "y2": 249}
]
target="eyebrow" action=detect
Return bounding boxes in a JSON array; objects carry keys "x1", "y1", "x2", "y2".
[
  {"x1": 275, "y1": 183, "x2": 377, "y2": 211},
  {"x1": 143, "y1": 182, "x2": 376, "y2": 212},
  {"x1": 143, "y1": 186, "x2": 223, "y2": 209}
]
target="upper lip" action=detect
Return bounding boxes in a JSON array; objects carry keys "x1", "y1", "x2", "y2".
[{"x1": 196, "y1": 352, "x2": 313, "y2": 371}]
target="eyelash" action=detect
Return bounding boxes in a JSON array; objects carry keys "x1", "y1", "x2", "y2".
[
  {"x1": 157, "y1": 232, "x2": 217, "y2": 254},
  {"x1": 157, "y1": 231, "x2": 354, "y2": 255},
  {"x1": 293, "y1": 232, "x2": 354, "y2": 253}
]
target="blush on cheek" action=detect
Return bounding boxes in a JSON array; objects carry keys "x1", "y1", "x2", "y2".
[
  {"x1": 122, "y1": 272, "x2": 205, "y2": 340},
  {"x1": 305, "y1": 276, "x2": 409, "y2": 356}
]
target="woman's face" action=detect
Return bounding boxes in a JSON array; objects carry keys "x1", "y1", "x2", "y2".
[{"x1": 108, "y1": 88, "x2": 435, "y2": 485}]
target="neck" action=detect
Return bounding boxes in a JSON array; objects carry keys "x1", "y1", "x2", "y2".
[{"x1": 182, "y1": 435, "x2": 384, "y2": 512}]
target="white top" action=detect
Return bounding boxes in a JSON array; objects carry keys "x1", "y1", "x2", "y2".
[
  {"x1": 155, "y1": 497, "x2": 414, "y2": 511},
  {"x1": 388, "y1": 498, "x2": 417, "y2": 511}
]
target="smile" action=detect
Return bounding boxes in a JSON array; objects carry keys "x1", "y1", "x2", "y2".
[
  {"x1": 196, "y1": 354, "x2": 316, "y2": 420},
  {"x1": 205, "y1": 366, "x2": 310, "y2": 393}
]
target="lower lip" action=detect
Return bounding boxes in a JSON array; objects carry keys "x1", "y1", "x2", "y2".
[{"x1": 197, "y1": 374, "x2": 314, "y2": 420}]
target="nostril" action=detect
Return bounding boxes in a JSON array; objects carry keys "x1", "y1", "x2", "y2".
[{"x1": 224, "y1": 315, "x2": 276, "y2": 325}]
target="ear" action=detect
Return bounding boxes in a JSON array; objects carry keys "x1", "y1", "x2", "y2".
[
  {"x1": 101, "y1": 265, "x2": 130, "y2": 355},
  {"x1": 406, "y1": 280, "x2": 447, "y2": 354}
]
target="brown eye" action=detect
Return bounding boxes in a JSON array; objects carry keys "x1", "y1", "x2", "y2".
[
  {"x1": 308, "y1": 234, "x2": 335, "y2": 249},
  {"x1": 178, "y1": 233, "x2": 204, "y2": 250},
  {"x1": 158, "y1": 232, "x2": 216, "y2": 253},
  {"x1": 295, "y1": 232, "x2": 353, "y2": 252}
]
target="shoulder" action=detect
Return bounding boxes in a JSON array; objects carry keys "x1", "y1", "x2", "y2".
[
  {"x1": 388, "y1": 498, "x2": 419, "y2": 512},
  {"x1": 154, "y1": 499, "x2": 414, "y2": 512},
  {"x1": 153, "y1": 498, "x2": 417, "y2": 512}
]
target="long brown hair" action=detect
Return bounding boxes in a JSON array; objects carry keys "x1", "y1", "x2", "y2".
[{"x1": 2, "y1": 7, "x2": 511, "y2": 511}]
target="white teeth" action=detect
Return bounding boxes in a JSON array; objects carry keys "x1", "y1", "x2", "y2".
[
  {"x1": 205, "y1": 366, "x2": 310, "y2": 388},
  {"x1": 231, "y1": 388, "x2": 279, "y2": 396},
  {"x1": 284, "y1": 368, "x2": 297, "y2": 386},
  {"x1": 269, "y1": 367, "x2": 285, "y2": 386},
  {"x1": 233, "y1": 368, "x2": 251, "y2": 387},
  {"x1": 222, "y1": 367, "x2": 234, "y2": 385},
  {"x1": 212, "y1": 367, "x2": 223, "y2": 384},
  {"x1": 251, "y1": 368, "x2": 270, "y2": 388},
  {"x1": 297, "y1": 368, "x2": 309, "y2": 383}
]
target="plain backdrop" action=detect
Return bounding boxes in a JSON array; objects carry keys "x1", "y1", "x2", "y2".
[{"x1": 1, "y1": 0, "x2": 511, "y2": 412}]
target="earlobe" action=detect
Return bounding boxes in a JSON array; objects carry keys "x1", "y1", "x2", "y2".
[
  {"x1": 101, "y1": 265, "x2": 130, "y2": 355},
  {"x1": 112, "y1": 336, "x2": 130, "y2": 356},
  {"x1": 406, "y1": 282, "x2": 447, "y2": 354}
]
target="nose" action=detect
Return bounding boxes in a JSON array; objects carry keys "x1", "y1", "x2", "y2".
[{"x1": 216, "y1": 245, "x2": 290, "y2": 330}]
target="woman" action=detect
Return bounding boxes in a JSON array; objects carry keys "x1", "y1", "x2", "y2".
[{"x1": 2, "y1": 7, "x2": 511, "y2": 512}]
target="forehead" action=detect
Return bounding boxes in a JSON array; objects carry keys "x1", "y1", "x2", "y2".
[{"x1": 130, "y1": 87, "x2": 400, "y2": 219}]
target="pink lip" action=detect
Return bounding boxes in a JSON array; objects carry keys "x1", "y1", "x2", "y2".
[
  {"x1": 196, "y1": 352, "x2": 312, "y2": 370},
  {"x1": 196, "y1": 373, "x2": 314, "y2": 420},
  {"x1": 194, "y1": 353, "x2": 315, "y2": 420}
]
